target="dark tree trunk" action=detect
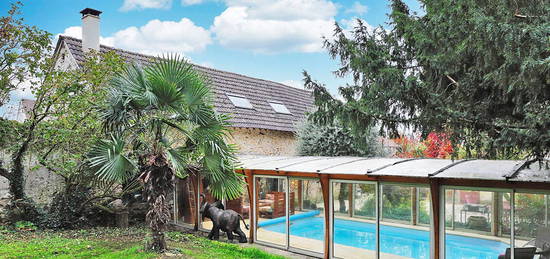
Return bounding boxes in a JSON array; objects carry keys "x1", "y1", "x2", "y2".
[
  {"x1": 9, "y1": 163, "x2": 26, "y2": 201},
  {"x1": 4, "y1": 140, "x2": 42, "y2": 224},
  {"x1": 339, "y1": 183, "x2": 348, "y2": 213},
  {"x1": 10, "y1": 141, "x2": 29, "y2": 201},
  {"x1": 140, "y1": 152, "x2": 175, "y2": 253}
]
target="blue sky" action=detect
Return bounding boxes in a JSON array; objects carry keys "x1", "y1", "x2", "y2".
[{"x1": 0, "y1": 0, "x2": 422, "y2": 117}]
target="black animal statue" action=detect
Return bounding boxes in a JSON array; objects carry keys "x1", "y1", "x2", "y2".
[{"x1": 200, "y1": 195, "x2": 249, "y2": 243}]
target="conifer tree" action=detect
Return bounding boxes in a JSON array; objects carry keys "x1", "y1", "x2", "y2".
[{"x1": 305, "y1": 0, "x2": 549, "y2": 160}]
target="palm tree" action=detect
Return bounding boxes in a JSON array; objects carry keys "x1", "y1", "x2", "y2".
[{"x1": 87, "y1": 56, "x2": 243, "y2": 252}]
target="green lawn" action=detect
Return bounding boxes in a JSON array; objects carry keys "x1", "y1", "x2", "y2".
[{"x1": 0, "y1": 227, "x2": 285, "y2": 259}]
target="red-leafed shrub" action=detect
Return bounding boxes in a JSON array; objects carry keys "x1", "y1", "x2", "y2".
[
  {"x1": 423, "y1": 132, "x2": 453, "y2": 158},
  {"x1": 393, "y1": 136, "x2": 424, "y2": 158},
  {"x1": 393, "y1": 132, "x2": 454, "y2": 158}
]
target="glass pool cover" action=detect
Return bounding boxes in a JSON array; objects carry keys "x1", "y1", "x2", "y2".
[{"x1": 261, "y1": 215, "x2": 509, "y2": 259}]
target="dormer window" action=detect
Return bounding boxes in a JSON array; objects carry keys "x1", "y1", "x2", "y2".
[
  {"x1": 227, "y1": 94, "x2": 253, "y2": 109},
  {"x1": 269, "y1": 102, "x2": 291, "y2": 114}
]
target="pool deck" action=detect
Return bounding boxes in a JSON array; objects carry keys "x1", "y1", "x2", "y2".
[{"x1": 257, "y1": 227, "x2": 410, "y2": 259}]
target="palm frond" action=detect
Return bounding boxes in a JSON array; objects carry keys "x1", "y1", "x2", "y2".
[
  {"x1": 100, "y1": 88, "x2": 133, "y2": 133},
  {"x1": 88, "y1": 135, "x2": 137, "y2": 183},
  {"x1": 199, "y1": 132, "x2": 243, "y2": 199},
  {"x1": 146, "y1": 54, "x2": 193, "y2": 88},
  {"x1": 182, "y1": 74, "x2": 212, "y2": 109},
  {"x1": 145, "y1": 55, "x2": 200, "y2": 109},
  {"x1": 166, "y1": 146, "x2": 191, "y2": 179},
  {"x1": 110, "y1": 63, "x2": 157, "y2": 108}
]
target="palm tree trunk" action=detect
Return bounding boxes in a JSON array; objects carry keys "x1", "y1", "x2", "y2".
[{"x1": 141, "y1": 152, "x2": 174, "y2": 253}]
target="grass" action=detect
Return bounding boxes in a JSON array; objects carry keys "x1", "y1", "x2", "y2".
[
  {"x1": 0, "y1": 227, "x2": 286, "y2": 259},
  {"x1": 167, "y1": 232, "x2": 286, "y2": 259}
]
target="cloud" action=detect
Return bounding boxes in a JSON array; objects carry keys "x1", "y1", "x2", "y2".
[
  {"x1": 339, "y1": 17, "x2": 375, "y2": 38},
  {"x1": 56, "y1": 26, "x2": 114, "y2": 46},
  {"x1": 120, "y1": 0, "x2": 172, "y2": 11},
  {"x1": 58, "y1": 18, "x2": 211, "y2": 56},
  {"x1": 181, "y1": 0, "x2": 204, "y2": 5},
  {"x1": 211, "y1": 0, "x2": 337, "y2": 53},
  {"x1": 346, "y1": 1, "x2": 368, "y2": 15},
  {"x1": 112, "y1": 19, "x2": 211, "y2": 55},
  {"x1": 224, "y1": 0, "x2": 337, "y2": 20}
]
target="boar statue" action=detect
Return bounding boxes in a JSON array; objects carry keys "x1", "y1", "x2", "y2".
[{"x1": 199, "y1": 195, "x2": 249, "y2": 243}]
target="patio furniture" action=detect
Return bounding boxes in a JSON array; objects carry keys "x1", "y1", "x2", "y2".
[
  {"x1": 226, "y1": 197, "x2": 250, "y2": 219},
  {"x1": 466, "y1": 215, "x2": 489, "y2": 231},
  {"x1": 257, "y1": 192, "x2": 295, "y2": 219},
  {"x1": 498, "y1": 247, "x2": 537, "y2": 259},
  {"x1": 524, "y1": 227, "x2": 550, "y2": 259},
  {"x1": 460, "y1": 203, "x2": 490, "y2": 223}
]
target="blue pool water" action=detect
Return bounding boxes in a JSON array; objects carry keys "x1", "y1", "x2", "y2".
[{"x1": 261, "y1": 215, "x2": 509, "y2": 259}]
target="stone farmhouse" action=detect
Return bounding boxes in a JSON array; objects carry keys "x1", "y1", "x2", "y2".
[
  {"x1": 0, "y1": 8, "x2": 313, "y2": 205},
  {"x1": 58, "y1": 8, "x2": 313, "y2": 156}
]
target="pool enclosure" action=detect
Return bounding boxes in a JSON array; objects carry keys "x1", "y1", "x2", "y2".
[{"x1": 173, "y1": 156, "x2": 550, "y2": 259}]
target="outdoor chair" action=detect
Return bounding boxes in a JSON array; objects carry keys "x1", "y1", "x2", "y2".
[
  {"x1": 498, "y1": 247, "x2": 537, "y2": 259},
  {"x1": 524, "y1": 227, "x2": 550, "y2": 259},
  {"x1": 466, "y1": 215, "x2": 489, "y2": 230}
]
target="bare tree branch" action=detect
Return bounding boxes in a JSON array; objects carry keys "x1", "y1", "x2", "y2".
[{"x1": 446, "y1": 75, "x2": 458, "y2": 86}]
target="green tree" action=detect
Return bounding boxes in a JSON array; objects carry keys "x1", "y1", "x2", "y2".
[
  {"x1": 0, "y1": 1, "x2": 50, "y2": 106},
  {"x1": 0, "y1": 49, "x2": 124, "y2": 223},
  {"x1": 33, "y1": 51, "x2": 126, "y2": 229},
  {"x1": 0, "y1": 2, "x2": 124, "y2": 223},
  {"x1": 304, "y1": 0, "x2": 549, "y2": 160},
  {"x1": 0, "y1": 1, "x2": 52, "y2": 206},
  {"x1": 296, "y1": 120, "x2": 385, "y2": 157},
  {"x1": 88, "y1": 56, "x2": 243, "y2": 252}
]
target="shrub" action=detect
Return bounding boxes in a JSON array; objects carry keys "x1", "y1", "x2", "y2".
[{"x1": 296, "y1": 120, "x2": 386, "y2": 157}]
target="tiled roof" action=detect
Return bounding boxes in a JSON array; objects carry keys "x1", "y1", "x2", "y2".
[{"x1": 57, "y1": 36, "x2": 313, "y2": 132}]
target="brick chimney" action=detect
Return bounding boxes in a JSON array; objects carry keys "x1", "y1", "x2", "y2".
[{"x1": 80, "y1": 8, "x2": 102, "y2": 52}]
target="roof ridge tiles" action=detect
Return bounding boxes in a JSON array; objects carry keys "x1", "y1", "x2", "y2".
[
  {"x1": 57, "y1": 36, "x2": 313, "y2": 133},
  {"x1": 60, "y1": 36, "x2": 311, "y2": 95}
]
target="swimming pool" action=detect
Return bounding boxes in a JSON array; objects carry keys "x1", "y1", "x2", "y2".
[{"x1": 261, "y1": 215, "x2": 509, "y2": 259}]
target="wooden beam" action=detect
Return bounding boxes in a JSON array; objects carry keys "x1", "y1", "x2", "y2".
[
  {"x1": 348, "y1": 184, "x2": 354, "y2": 217},
  {"x1": 430, "y1": 179, "x2": 441, "y2": 259},
  {"x1": 191, "y1": 174, "x2": 199, "y2": 231},
  {"x1": 244, "y1": 169, "x2": 255, "y2": 243},
  {"x1": 297, "y1": 180, "x2": 303, "y2": 211},
  {"x1": 439, "y1": 178, "x2": 550, "y2": 191},
  {"x1": 236, "y1": 169, "x2": 550, "y2": 192},
  {"x1": 319, "y1": 173, "x2": 331, "y2": 259},
  {"x1": 491, "y1": 192, "x2": 499, "y2": 236},
  {"x1": 244, "y1": 169, "x2": 431, "y2": 183},
  {"x1": 412, "y1": 187, "x2": 418, "y2": 226}
]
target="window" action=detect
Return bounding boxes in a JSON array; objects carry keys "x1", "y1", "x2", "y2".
[
  {"x1": 269, "y1": 102, "x2": 291, "y2": 114},
  {"x1": 227, "y1": 94, "x2": 253, "y2": 109}
]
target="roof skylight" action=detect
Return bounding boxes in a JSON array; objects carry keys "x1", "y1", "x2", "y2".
[
  {"x1": 227, "y1": 94, "x2": 253, "y2": 109},
  {"x1": 269, "y1": 102, "x2": 291, "y2": 114}
]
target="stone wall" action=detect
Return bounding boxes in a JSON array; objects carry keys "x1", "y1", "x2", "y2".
[
  {"x1": 0, "y1": 127, "x2": 297, "y2": 206},
  {"x1": 0, "y1": 152, "x2": 64, "y2": 205},
  {"x1": 226, "y1": 127, "x2": 297, "y2": 156}
]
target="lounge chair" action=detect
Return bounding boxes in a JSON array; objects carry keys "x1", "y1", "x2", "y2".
[{"x1": 498, "y1": 247, "x2": 537, "y2": 259}]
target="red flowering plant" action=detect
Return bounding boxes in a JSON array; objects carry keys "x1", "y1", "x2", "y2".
[
  {"x1": 423, "y1": 132, "x2": 454, "y2": 158},
  {"x1": 393, "y1": 132, "x2": 454, "y2": 158},
  {"x1": 393, "y1": 135, "x2": 425, "y2": 158}
]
